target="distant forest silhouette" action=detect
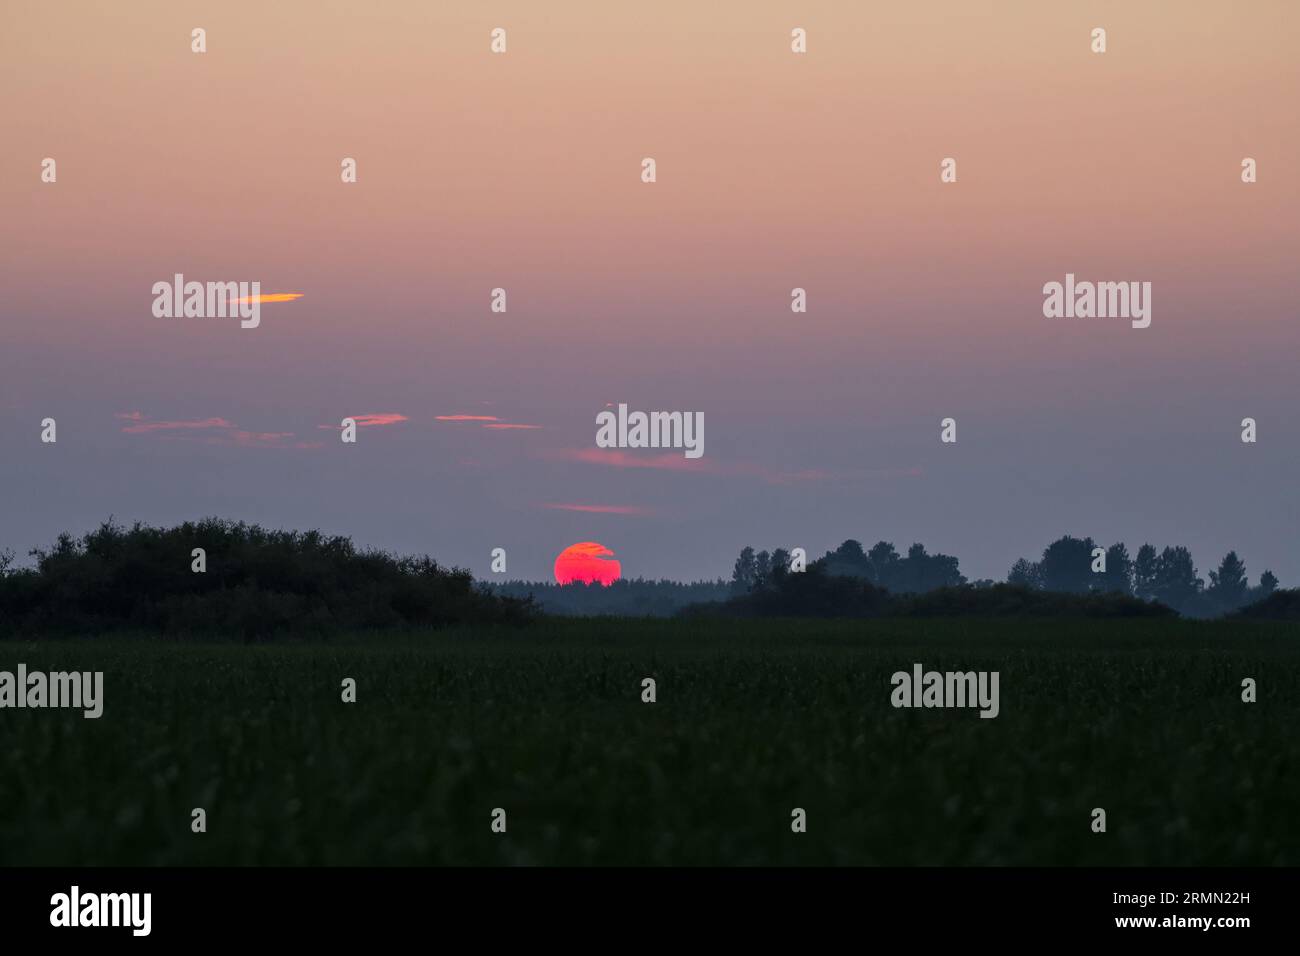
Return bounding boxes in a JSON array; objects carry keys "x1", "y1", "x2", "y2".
[
  {"x1": 502, "y1": 536, "x2": 1285, "y2": 620},
  {"x1": 815, "y1": 536, "x2": 1277, "y2": 618},
  {"x1": 0, "y1": 520, "x2": 1293, "y2": 635}
]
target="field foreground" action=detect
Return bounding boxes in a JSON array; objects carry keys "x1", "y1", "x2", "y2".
[{"x1": 1, "y1": 617, "x2": 1297, "y2": 865}]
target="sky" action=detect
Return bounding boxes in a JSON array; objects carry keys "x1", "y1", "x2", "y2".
[{"x1": 1, "y1": 0, "x2": 1297, "y2": 585}]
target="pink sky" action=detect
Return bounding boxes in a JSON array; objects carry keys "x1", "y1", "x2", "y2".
[{"x1": 1, "y1": 1, "x2": 1296, "y2": 583}]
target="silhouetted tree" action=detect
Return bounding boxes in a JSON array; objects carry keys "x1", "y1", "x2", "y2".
[
  {"x1": 731, "y1": 546, "x2": 757, "y2": 593},
  {"x1": 1038, "y1": 535, "x2": 1097, "y2": 594},
  {"x1": 1208, "y1": 551, "x2": 1248, "y2": 609},
  {"x1": 823, "y1": 539, "x2": 872, "y2": 579},
  {"x1": 880, "y1": 543, "x2": 964, "y2": 593},
  {"x1": 770, "y1": 548, "x2": 791, "y2": 584},
  {"x1": 1133, "y1": 544, "x2": 1158, "y2": 600},
  {"x1": 1241, "y1": 568, "x2": 1282, "y2": 608},
  {"x1": 1007, "y1": 558, "x2": 1041, "y2": 589},
  {"x1": 866, "y1": 541, "x2": 900, "y2": 584},
  {"x1": 1099, "y1": 542, "x2": 1133, "y2": 595},
  {"x1": 834, "y1": 539, "x2": 866, "y2": 563},
  {"x1": 1152, "y1": 546, "x2": 1202, "y2": 611}
]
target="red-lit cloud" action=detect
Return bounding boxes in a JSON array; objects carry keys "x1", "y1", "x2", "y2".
[
  {"x1": 350, "y1": 413, "x2": 408, "y2": 427},
  {"x1": 550, "y1": 448, "x2": 713, "y2": 472},
  {"x1": 436, "y1": 414, "x2": 540, "y2": 430},
  {"x1": 318, "y1": 413, "x2": 409, "y2": 429},
  {"x1": 118, "y1": 412, "x2": 302, "y2": 448},
  {"x1": 120, "y1": 416, "x2": 235, "y2": 434},
  {"x1": 544, "y1": 448, "x2": 877, "y2": 485},
  {"x1": 225, "y1": 430, "x2": 296, "y2": 447},
  {"x1": 543, "y1": 503, "x2": 649, "y2": 515}
]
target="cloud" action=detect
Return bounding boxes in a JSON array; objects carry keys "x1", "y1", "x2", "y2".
[
  {"x1": 352, "y1": 413, "x2": 408, "y2": 427},
  {"x1": 544, "y1": 447, "x2": 885, "y2": 485},
  {"x1": 542, "y1": 503, "x2": 650, "y2": 515},
  {"x1": 734, "y1": 464, "x2": 835, "y2": 485},
  {"x1": 318, "y1": 413, "x2": 409, "y2": 429},
  {"x1": 224, "y1": 430, "x2": 297, "y2": 448},
  {"x1": 120, "y1": 416, "x2": 234, "y2": 434},
  {"x1": 548, "y1": 448, "x2": 714, "y2": 472},
  {"x1": 228, "y1": 292, "x2": 304, "y2": 305},
  {"x1": 436, "y1": 414, "x2": 541, "y2": 430},
  {"x1": 119, "y1": 412, "x2": 304, "y2": 448}
]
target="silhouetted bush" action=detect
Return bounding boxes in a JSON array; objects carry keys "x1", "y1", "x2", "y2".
[
  {"x1": 897, "y1": 583, "x2": 1174, "y2": 618},
  {"x1": 682, "y1": 565, "x2": 895, "y2": 619},
  {"x1": 491, "y1": 578, "x2": 731, "y2": 617},
  {"x1": 1233, "y1": 589, "x2": 1300, "y2": 620},
  {"x1": 684, "y1": 566, "x2": 1174, "y2": 620},
  {"x1": 0, "y1": 519, "x2": 535, "y2": 638}
]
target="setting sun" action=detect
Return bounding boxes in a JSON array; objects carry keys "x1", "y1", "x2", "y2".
[{"x1": 554, "y1": 542, "x2": 621, "y2": 586}]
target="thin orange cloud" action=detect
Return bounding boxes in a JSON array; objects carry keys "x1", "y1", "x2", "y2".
[
  {"x1": 437, "y1": 414, "x2": 500, "y2": 422},
  {"x1": 121, "y1": 417, "x2": 234, "y2": 434},
  {"x1": 543, "y1": 503, "x2": 650, "y2": 515},
  {"x1": 223, "y1": 430, "x2": 296, "y2": 448},
  {"x1": 228, "y1": 292, "x2": 304, "y2": 305},
  {"x1": 318, "y1": 413, "x2": 409, "y2": 429},
  {"x1": 119, "y1": 413, "x2": 302, "y2": 448},
  {"x1": 545, "y1": 448, "x2": 861, "y2": 485},
  {"x1": 351, "y1": 413, "x2": 407, "y2": 427},
  {"x1": 549, "y1": 448, "x2": 713, "y2": 472}
]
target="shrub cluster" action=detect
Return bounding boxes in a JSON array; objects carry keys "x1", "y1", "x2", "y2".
[{"x1": 0, "y1": 519, "x2": 534, "y2": 638}]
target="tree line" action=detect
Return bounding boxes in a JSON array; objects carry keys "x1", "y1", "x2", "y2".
[
  {"x1": 1005, "y1": 536, "x2": 1276, "y2": 617},
  {"x1": 0, "y1": 519, "x2": 534, "y2": 638},
  {"x1": 729, "y1": 536, "x2": 1282, "y2": 618},
  {"x1": 491, "y1": 578, "x2": 730, "y2": 617}
]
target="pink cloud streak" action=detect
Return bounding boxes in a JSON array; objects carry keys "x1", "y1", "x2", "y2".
[
  {"x1": 117, "y1": 412, "x2": 306, "y2": 449},
  {"x1": 120, "y1": 417, "x2": 234, "y2": 434},
  {"x1": 542, "y1": 503, "x2": 650, "y2": 515},
  {"x1": 550, "y1": 448, "x2": 714, "y2": 472},
  {"x1": 318, "y1": 413, "x2": 409, "y2": 430},
  {"x1": 543, "y1": 448, "x2": 896, "y2": 485}
]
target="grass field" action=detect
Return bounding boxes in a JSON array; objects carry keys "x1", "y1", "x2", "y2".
[{"x1": 1, "y1": 617, "x2": 1297, "y2": 866}]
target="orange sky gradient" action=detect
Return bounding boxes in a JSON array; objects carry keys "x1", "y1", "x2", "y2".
[{"x1": 1, "y1": 1, "x2": 1296, "y2": 583}]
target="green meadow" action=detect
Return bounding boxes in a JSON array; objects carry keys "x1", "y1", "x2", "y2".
[{"x1": 1, "y1": 617, "x2": 1296, "y2": 866}]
